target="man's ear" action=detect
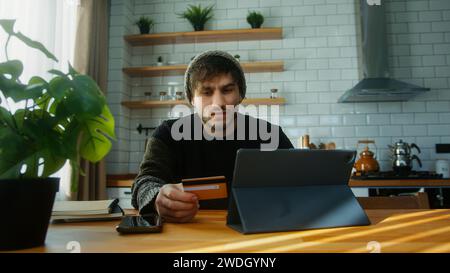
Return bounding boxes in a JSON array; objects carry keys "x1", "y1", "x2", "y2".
[{"x1": 238, "y1": 93, "x2": 244, "y2": 104}]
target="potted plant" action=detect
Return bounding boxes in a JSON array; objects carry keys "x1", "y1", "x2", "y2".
[
  {"x1": 177, "y1": 4, "x2": 214, "y2": 31},
  {"x1": 0, "y1": 20, "x2": 115, "y2": 250},
  {"x1": 135, "y1": 16, "x2": 154, "y2": 34},
  {"x1": 247, "y1": 11, "x2": 264, "y2": 29},
  {"x1": 156, "y1": 56, "x2": 164, "y2": 66}
]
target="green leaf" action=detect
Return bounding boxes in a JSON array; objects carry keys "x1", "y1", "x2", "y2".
[
  {"x1": 7, "y1": 146, "x2": 67, "y2": 179},
  {"x1": 24, "y1": 82, "x2": 46, "y2": 99},
  {"x1": 0, "y1": 60, "x2": 23, "y2": 80},
  {"x1": 48, "y1": 76, "x2": 71, "y2": 101},
  {"x1": 79, "y1": 105, "x2": 115, "y2": 162},
  {"x1": 48, "y1": 69, "x2": 67, "y2": 77},
  {"x1": 65, "y1": 75, "x2": 105, "y2": 119},
  {"x1": 35, "y1": 92, "x2": 52, "y2": 112},
  {"x1": 0, "y1": 74, "x2": 27, "y2": 102},
  {"x1": 0, "y1": 109, "x2": 67, "y2": 179},
  {"x1": 0, "y1": 19, "x2": 15, "y2": 35},
  {"x1": 0, "y1": 126, "x2": 27, "y2": 179},
  {"x1": 68, "y1": 63, "x2": 79, "y2": 76},
  {"x1": 0, "y1": 75, "x2": 45, "y2": 102},
  {"x1": 28, "y1": 76, "x2": 47, "y2": 86},
  {"x1": 0, "y1": 106, "x2": 15, "y2": 130},
  {"x1": 14, "y1": 32, "x2": 58, "y2": 62},
  {"x1": 0, "y1": 20, "x2": 58, "y2": 62},
  {"x1": 61, "y1": 121, "x2": 81, "y2": 160}
]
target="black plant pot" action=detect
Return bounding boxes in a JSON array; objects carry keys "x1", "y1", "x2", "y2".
[
  {"x1": 0, "y1": 178, "x2": 59, "y2": 250},
  {"x1": 250, "y1": 23, "x2": 262, "y2": 29},
  {"x1": 193, "y1": 25, "x2": 205, "y2": 31},
  {"x1": 139, "y1": 25, "x2": 150, "y2": 34}
]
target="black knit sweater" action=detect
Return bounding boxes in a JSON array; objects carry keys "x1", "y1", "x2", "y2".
[{"x1": 131, "y1": 113, "x2": 293, "y2": 214}]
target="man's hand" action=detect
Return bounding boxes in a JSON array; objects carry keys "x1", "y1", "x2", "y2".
[{"x1": 155, "y1": 184, "x2": 199, "y2": 223}]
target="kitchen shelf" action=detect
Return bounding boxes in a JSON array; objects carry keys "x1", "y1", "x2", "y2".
[
  {"x1": 122, "y1": 61, "x2": 284, "y2": 77},
  {"x1": 124, "y1": 28, "x2": 283, "y2": 46},
  {"x1": 121, "y1": 97, "x2": 286, "y2": 109}
]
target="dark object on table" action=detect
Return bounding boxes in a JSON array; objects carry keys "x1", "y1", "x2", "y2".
[
  {"x1": 227, "y1": 149, "x2": 370, "y2": 234},
  {"x1": 436, "y1": 144, "x2": 450, "y2": 153},
  {"x1": 352, "y1": 170, "x2": 443, "y2": 180}
]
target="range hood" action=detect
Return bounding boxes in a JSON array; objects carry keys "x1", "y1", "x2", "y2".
[{"x1": 338, "y1": 0, "x2": 429, "y2": 103}]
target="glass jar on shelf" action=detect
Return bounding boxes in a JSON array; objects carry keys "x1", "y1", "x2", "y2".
[
  {"x1": 270, "y1": 88, "x2": 278, "y2": 99},
  {"x1": 159, "y1": 91, "x2": 167, "y2": 101},
  {"x1": 167, "y1": 82, "x2": 180, "y2": 100},
  {"x1": 144, "y1": 92, "x2": 152, "y2": 99},
  {"x1": 175, "y1": 91, "x2": 184, "y2": 100}
]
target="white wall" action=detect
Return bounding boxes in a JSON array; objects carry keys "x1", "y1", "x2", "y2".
[{"x1": 106, "y1": 0, "x2": 450, "y2": 175}]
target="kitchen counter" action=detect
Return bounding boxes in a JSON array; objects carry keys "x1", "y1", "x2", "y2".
[{"x1": 106, "y1": 174, "x2": 450, "y2": 188}]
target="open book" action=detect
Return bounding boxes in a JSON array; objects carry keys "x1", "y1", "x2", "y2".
[{"x1": 51, "y1": 199, "x2": 124, "y2": 223}]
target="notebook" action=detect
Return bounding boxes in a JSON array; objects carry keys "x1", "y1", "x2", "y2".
[{"x1": 51, "y1": 199, "x2": 124, "y2": 223}]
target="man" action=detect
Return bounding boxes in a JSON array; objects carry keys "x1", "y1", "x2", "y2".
[{"x1": 131, "y1": 50, "x2": 293, "y2": 223}]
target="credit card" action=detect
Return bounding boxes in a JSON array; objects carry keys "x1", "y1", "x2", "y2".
[{"x1": 181, "y1": 176, "x2": 228, "y2": 200}]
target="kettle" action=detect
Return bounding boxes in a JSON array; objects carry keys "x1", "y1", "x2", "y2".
[
  {"x1": 354, "y1": 140, "x2": 380, "y2": 174},
  {"x1": 388, "y1": 139, "x2": 422, "y2": 174}
]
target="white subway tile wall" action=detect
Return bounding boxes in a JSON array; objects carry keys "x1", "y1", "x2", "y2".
[{"x1": 106, "y1": 0, "x2": 450, "y2": 175}]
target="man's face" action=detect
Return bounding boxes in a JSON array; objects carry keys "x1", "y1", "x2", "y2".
[{"x1": 191, "y1": 73, "x2": 241, "y2": 134}]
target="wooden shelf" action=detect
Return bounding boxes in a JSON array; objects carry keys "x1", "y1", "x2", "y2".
[
  {"x1": 121, "y1": 97, "x2": 286, "y2": 109},
  {"x1": 122, "y1": 61, "x2": 284, "y2": 77},
  {"x1": 124, "y1": 28, "x2": 282, "y2": 46}
]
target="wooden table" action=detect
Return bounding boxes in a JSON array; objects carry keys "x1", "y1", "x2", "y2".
[{"x1": 11, "y1": 209, "x2": 450, "y2": 253}]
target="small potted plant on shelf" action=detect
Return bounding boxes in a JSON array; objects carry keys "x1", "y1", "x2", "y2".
[
  {"x1": 157, "y1": 56, "x2": 164, "y2": 66},
  {"x1": 135, "y1": 16, "x2": 154, "y2": 34},
  {"x1": 234, "y1": 54, "x2": 241, "y2": 62},
  {"x1": 247, "y1": 11, "x2": 264, "y2": 29},
  {"x1": 0, "y1": 20, "x2": 115, "y2": 250},
  {"x1": 177, "y1": 4, "x2": 214, "y2": 31}
]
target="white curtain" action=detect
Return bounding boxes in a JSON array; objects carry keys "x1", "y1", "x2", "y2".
[{"x1": 0, "y1": 0, "x2": 79, "y2": 200}]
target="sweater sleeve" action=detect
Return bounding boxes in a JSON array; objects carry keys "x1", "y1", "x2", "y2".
[{"x1": 131, "y1": 124, "x2": 177, "y2": 214}]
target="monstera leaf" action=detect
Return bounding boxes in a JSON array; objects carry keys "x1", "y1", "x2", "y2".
[
  {"x1": 0, "y1": 59, "x2": 23, "y2": 79},
  {"x1": 79, "y1": 105, "x2": 116, "y2": 163},
  {"x1": 0, "y1": 109, "x2": 66, "y2": 179}
]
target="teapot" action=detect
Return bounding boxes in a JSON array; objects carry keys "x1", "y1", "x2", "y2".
[
  {"x1": 388, "y1": 139, "x2": 421, "y2": 155},
  {"x1": 354, "y1": 140, "x2": 380, "y2": 174},
  {"x1": 388, "y1": 140, "x2": 422, "y2": 174}
]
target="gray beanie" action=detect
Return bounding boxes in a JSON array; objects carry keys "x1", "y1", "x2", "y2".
[{"x1": 184, "y1": 50, "x2": 246, "y2": 103}]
